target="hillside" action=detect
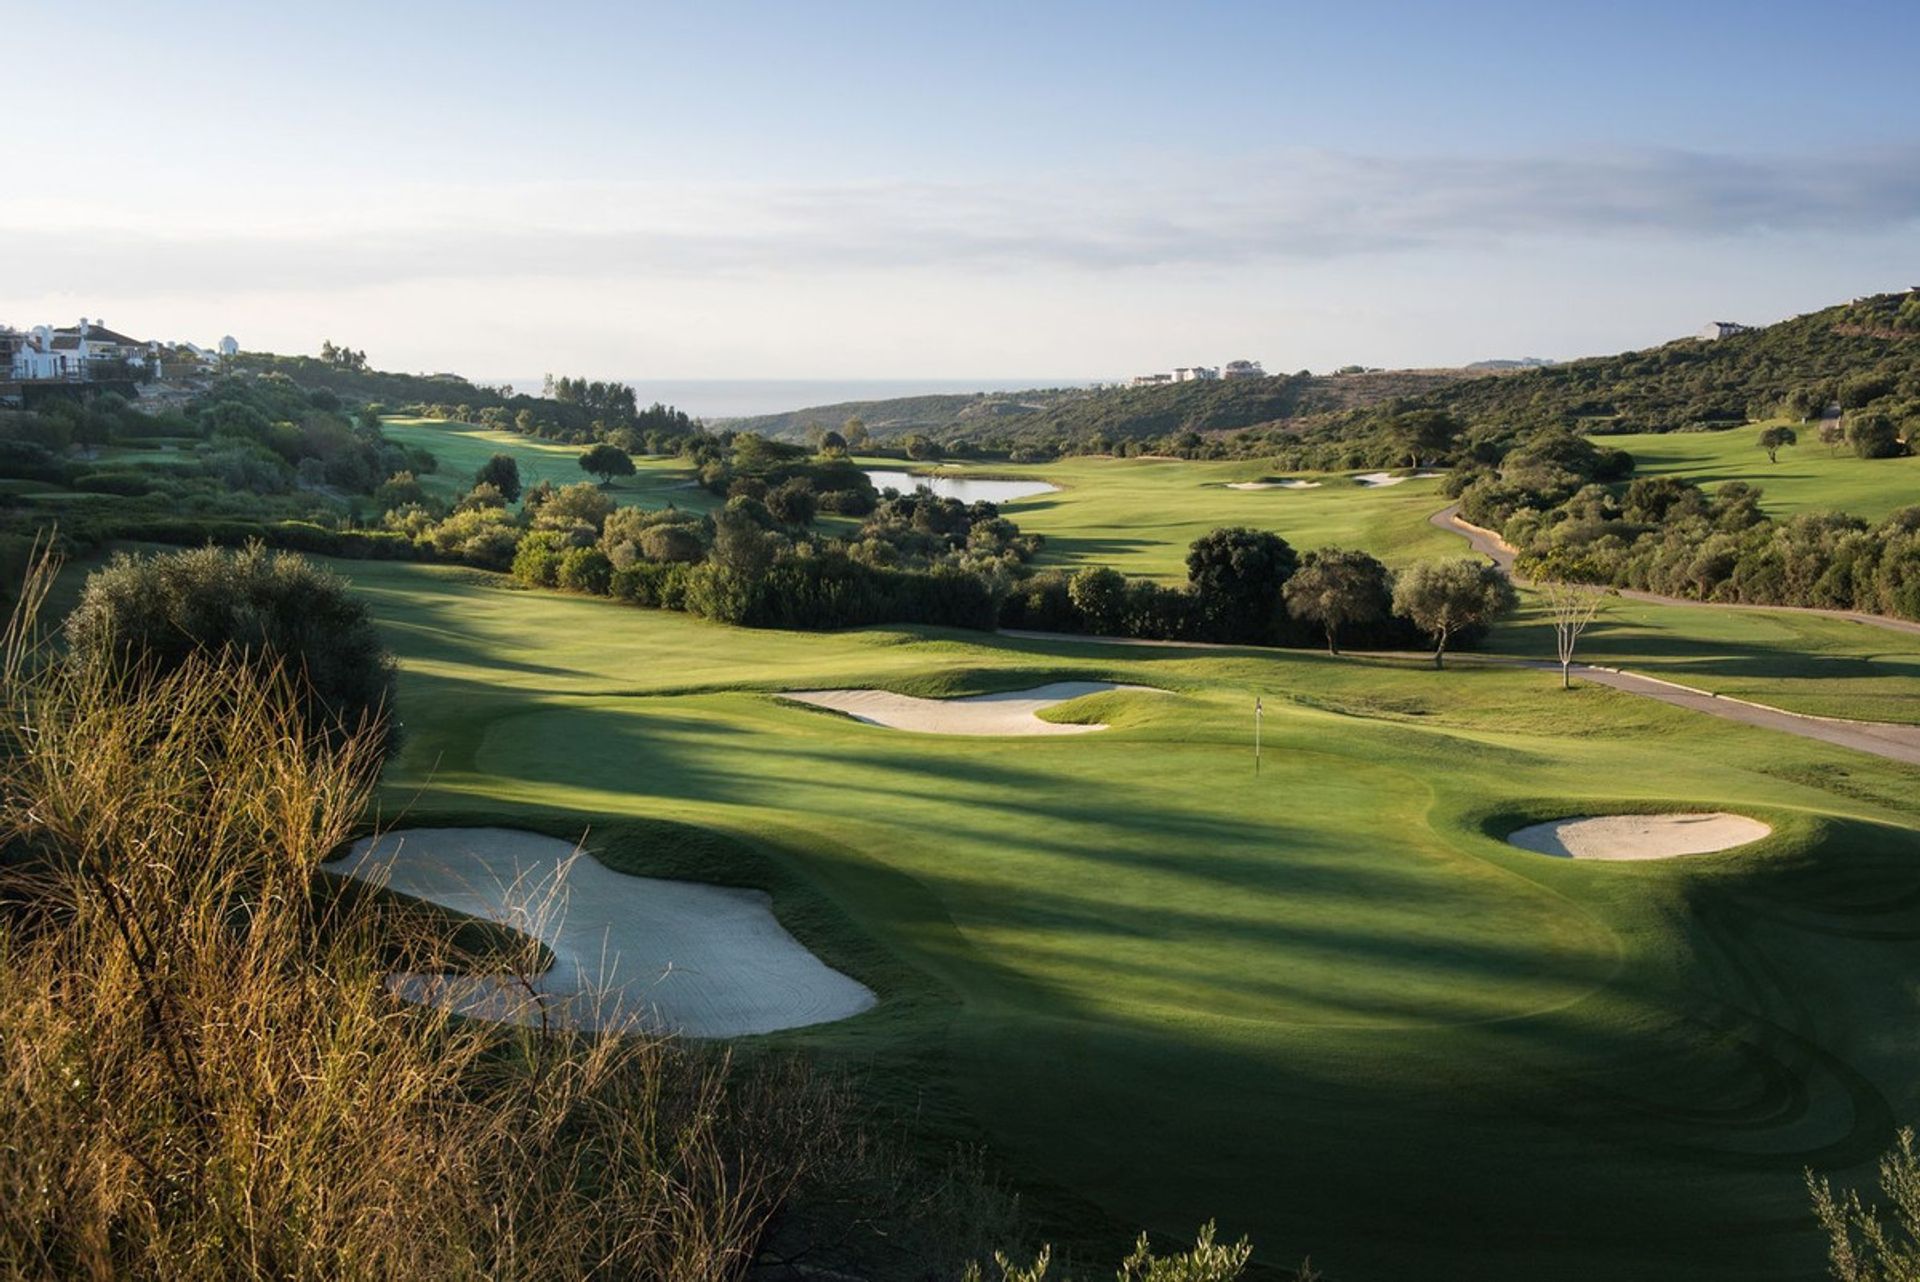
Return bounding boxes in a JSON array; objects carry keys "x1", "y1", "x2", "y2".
[
  {"x1": 728, "y1": 368, "x2": 1473, "y2": 450},
  {"x1": 1383, "y1": 290, "x2": 1920, "y2": 437}
]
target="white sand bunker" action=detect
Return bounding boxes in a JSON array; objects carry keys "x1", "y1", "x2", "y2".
[
  {"x1": 1506, "y1": 812, "x2": 1770, "y2": 861},
  {"x1": 784, "y1": 681, "x2": 1155, "y2": 735},
  {"x1": 1353, "y1": 470, "x2": 1446, "y2": 487},
  {"x1": 1227, "y1": 479, "x2": 1322, "y2": 490},
  {"x1": 328, "y1": 828, "x2": 875, "y2": 1036}
]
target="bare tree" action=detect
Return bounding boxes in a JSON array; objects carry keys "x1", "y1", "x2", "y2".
[{"x1": 1540, "y1": 579, "x2": 1608, "y2": 689}]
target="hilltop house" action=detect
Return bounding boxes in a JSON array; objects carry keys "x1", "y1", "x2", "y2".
[
  {"x1": 1220, "y1": 359, "x2": 1265, "y2": 380},
  {"x1": 4, "y1": 317, "x2": 235, "y2": 382},
  {"x1": 1698, "y1": 321, "x2": 1753, "y2": 341}
]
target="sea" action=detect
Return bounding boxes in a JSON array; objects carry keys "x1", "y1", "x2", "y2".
[{"x1": 492, "y1": 377, "x2": 1101, "y2": 421}]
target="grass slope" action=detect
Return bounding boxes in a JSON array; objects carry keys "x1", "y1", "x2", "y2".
[
  {"x1": 382, "y1": 417, "x2": 719, "y2": 513},
  {"x1": 1611, "y1": 424, "x2": 1920, "y2": 523},
  {"x1": 341, "y1": 557, "x2": 1920, "y2": 1282}
]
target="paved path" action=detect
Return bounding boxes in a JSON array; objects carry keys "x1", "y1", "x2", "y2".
[
  {"x1": 995, "y1": 628, "x2": 1920, "y2": 768},
  {"x1": 1429, "y1": 504, "x2": 1920, "y2": 638}
]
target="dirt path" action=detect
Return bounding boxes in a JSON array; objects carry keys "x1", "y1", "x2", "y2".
[{"x1": 1429, "y1": 504, "x2": 1920, "y2": 639}]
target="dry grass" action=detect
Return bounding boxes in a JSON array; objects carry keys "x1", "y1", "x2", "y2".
[{"x1": 0, "y1": 553, "x2": 806, "y2": 1280}]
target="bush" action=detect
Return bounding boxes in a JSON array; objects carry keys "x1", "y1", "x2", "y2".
[
  {"x1": 63, "y1": 543, "x2": 398, "y2": 757},
  {"x1": 556, "y1": 545, "x2": 614, "y2": 594}
]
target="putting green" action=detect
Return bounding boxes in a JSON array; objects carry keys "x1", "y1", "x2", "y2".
[{"x1": 340, "y1": 556, "x2": 1920, "y2": 1282}]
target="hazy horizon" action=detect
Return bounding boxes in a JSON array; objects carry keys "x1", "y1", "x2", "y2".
[{"x1": 6, "y1": 1, "x2": 1916, "y2": 382}]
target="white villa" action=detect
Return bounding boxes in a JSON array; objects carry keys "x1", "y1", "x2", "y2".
[
  {"x1": 3, "y1": 318, "x2": 235, "y2": 382},
  {"x1": 1131, "y1": 360, "x2": 1255, "y2": 387}
]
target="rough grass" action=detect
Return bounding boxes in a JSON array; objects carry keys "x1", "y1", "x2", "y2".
[
  {"x1": 0, "y1": 561, "x2": 834, "y2": 1280},
  {"x1": 336, "y1": 555, "x2": 1920, "y2": 1282}
]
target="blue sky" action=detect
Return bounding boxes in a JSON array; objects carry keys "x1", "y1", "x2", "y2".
[{"x1": 4, "y1": 0, "x2": 1917, "y2": 382}]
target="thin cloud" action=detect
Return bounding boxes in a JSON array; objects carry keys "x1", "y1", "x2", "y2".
[{"x1": 5, "y1": 146, "x2": 1918, "y2": 298}]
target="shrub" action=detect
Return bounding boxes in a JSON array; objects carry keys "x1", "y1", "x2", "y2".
[
  {"x1": 556, "y1": 545, "x2": 614, "y2": 594},
  {"x1": 64, "y1": 543, "x2": 397, "y2": 756}
]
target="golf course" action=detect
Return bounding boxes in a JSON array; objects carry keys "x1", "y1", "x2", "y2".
[{"x1": 330, "y1": 532, "x2": 1920, "y2": 1280}]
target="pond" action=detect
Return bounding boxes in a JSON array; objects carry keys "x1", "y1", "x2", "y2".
[{"x1": 863, "y1": 469, "x2": 1058, "y2": 504}]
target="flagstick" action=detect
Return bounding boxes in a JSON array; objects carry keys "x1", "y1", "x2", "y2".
[{"x1": 1254, "y1": 696, "x2": 1261, "y2": 776}]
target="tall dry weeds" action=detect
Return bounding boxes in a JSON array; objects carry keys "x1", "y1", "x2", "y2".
[{"x1": 0, "y1": 551, "x2": 797, "y2": 1280}]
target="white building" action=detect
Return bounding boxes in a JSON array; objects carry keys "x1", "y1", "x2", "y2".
[
  {"x1": 1172, "y1": 366, "x2": 1219, "y2": 382},
  {"x1": 1698, "y1": 321, "x2": 1752, "y2": 341},
  {"x1": 218, "y1": 335, "x2": 239, "y2": 357},
  {"x1": 1220, "y1": 359, "x2": 1266, "y2": 380}
]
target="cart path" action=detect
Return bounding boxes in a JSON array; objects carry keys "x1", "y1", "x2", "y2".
[{"x1": 994, "y1": 629, "x2": 1920, "y2": 767}]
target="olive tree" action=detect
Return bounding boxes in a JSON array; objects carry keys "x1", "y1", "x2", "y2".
[
  {"x1": 1282, "y1": 547, "x2": 1391, "y2": 655},
  {"x1": 1539, "y1": 577, "x2": 1609, "y2": 689},
  {"x1": 1758, "y1": 425, "x2": 1797, "y2": 463},
  {"x1": 579, "y1": 442, "x2": 636, "y2": 484},
  {"x1": 1391, "y1": 559, "x2": 1517, "y2": 669}
]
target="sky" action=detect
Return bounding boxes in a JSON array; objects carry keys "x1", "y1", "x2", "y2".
[{"x1": 4, "y1": 0, "x2": 1918, "y2": 387}]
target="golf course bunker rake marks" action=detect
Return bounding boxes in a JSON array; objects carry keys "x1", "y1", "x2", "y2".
[
  {"x1": 782, "y1": 681, "x2": 1159, "y2": 735},
  {"x1": 1507, "y1": 812, "x2": 1772, "y2": 861},
  {"x1": 329, "y1": 827, "x2": 876, "y2": 1036}
]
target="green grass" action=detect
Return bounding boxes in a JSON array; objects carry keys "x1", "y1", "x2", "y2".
[
  {"x1": 382, "y1": 417, "x2": 719, "y2": 513},
  {"x1": 859, "y1": 456, "x2": 1461, "y2": 581},
  {"x1": 338, "y1": 557, "x2": 1920, "y2": 1281},
  {"x1": 1608, "y1": 423, "x2": 1920, "y2": 522},
  {"x1": 1493, "y1": 589, "x2": 1920, "y2": 723}
]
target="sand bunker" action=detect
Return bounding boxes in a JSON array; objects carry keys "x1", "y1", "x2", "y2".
[
  {"x1": 1506, "y1": 812, "x2": 1770, "y2": 861},
  {"x1": 328, "y1": 828, "x2": 875, "y2": 1036},
  {"x1": 1227, "y1": 479, "x2": 1322, "y2": 490},
  {"x1": 1354, "y1": 470, "x2": 1446, "y2": 487},
  {"x1": 783, "y1": 681, "x2": 1155, "y2": 735}
]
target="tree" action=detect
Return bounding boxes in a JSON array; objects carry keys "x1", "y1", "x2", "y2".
[
  {"x1": 475, "y1": 452, "x2": 522, "y2": 502},
  {"x1": 65, "y1": 544, "x2": 397, "y2": 755},
  {"x1": 1758, "y1": 425, "x2": 1797, "y2": 463},
  {"x1": 532, "y1": 481, "x2": 616, "y2": 534},
  {"x1": 373, "y1": 471, "x2": 426, "y2": 511},
  {"x1": 842, "y1": 416, "x2": 870, "y2": 449},
  {"x1": 1819, "y1": 417, "x2": 1846, "y2": 455},
  {"x1": 1068, "y1": 566, "x2": 1128, "y2": 634},
  {"x1": 579, "y1": 442, "x2": 636, "y2": 485},
  {"x1": 765, "y1": 476, "x2": 817, "y2": 526},
  {"x1": 1282, "y1": 547, "x2": 1391, "y2": 654},
  {"x1": 818, "y1": 430, "x2": 848, "y2": 457},
  {"x1": 1384, "y1": 410, "x2": 1463, "y2": 468},
  {"x1": 1186, "y1": 527, "x2": 1298, "y2": 644},
  {"x1": 1391, "y1": 559, "x2": 1517, "y2": 669},
  {"x1": 904, "y1": 434, "x2": 943, "y2": 462},
  {"x1": 1849, "y1": 411, "x2": 1905, "y2": 459},
  {"x1": 1781, "y1": 385, "x2": 1826, "y2": 423},
  {"x1": 1531, "y1": 557, "x2": 1609, "y2": 689}
]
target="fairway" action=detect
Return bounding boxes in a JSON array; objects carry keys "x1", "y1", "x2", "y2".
[
  {"x1": 382, "y1": 417, "x2": 720, "y2": 513},
  {"x1": 858, "y1": 455, "x2": 1462, "y2": 580},
  {"x1": 1609, "y1": 424, "x2": 1920, "y2": 522},
  {"x1": 343, "y1": 557, "x2": 1920, "y2": 1281}
]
